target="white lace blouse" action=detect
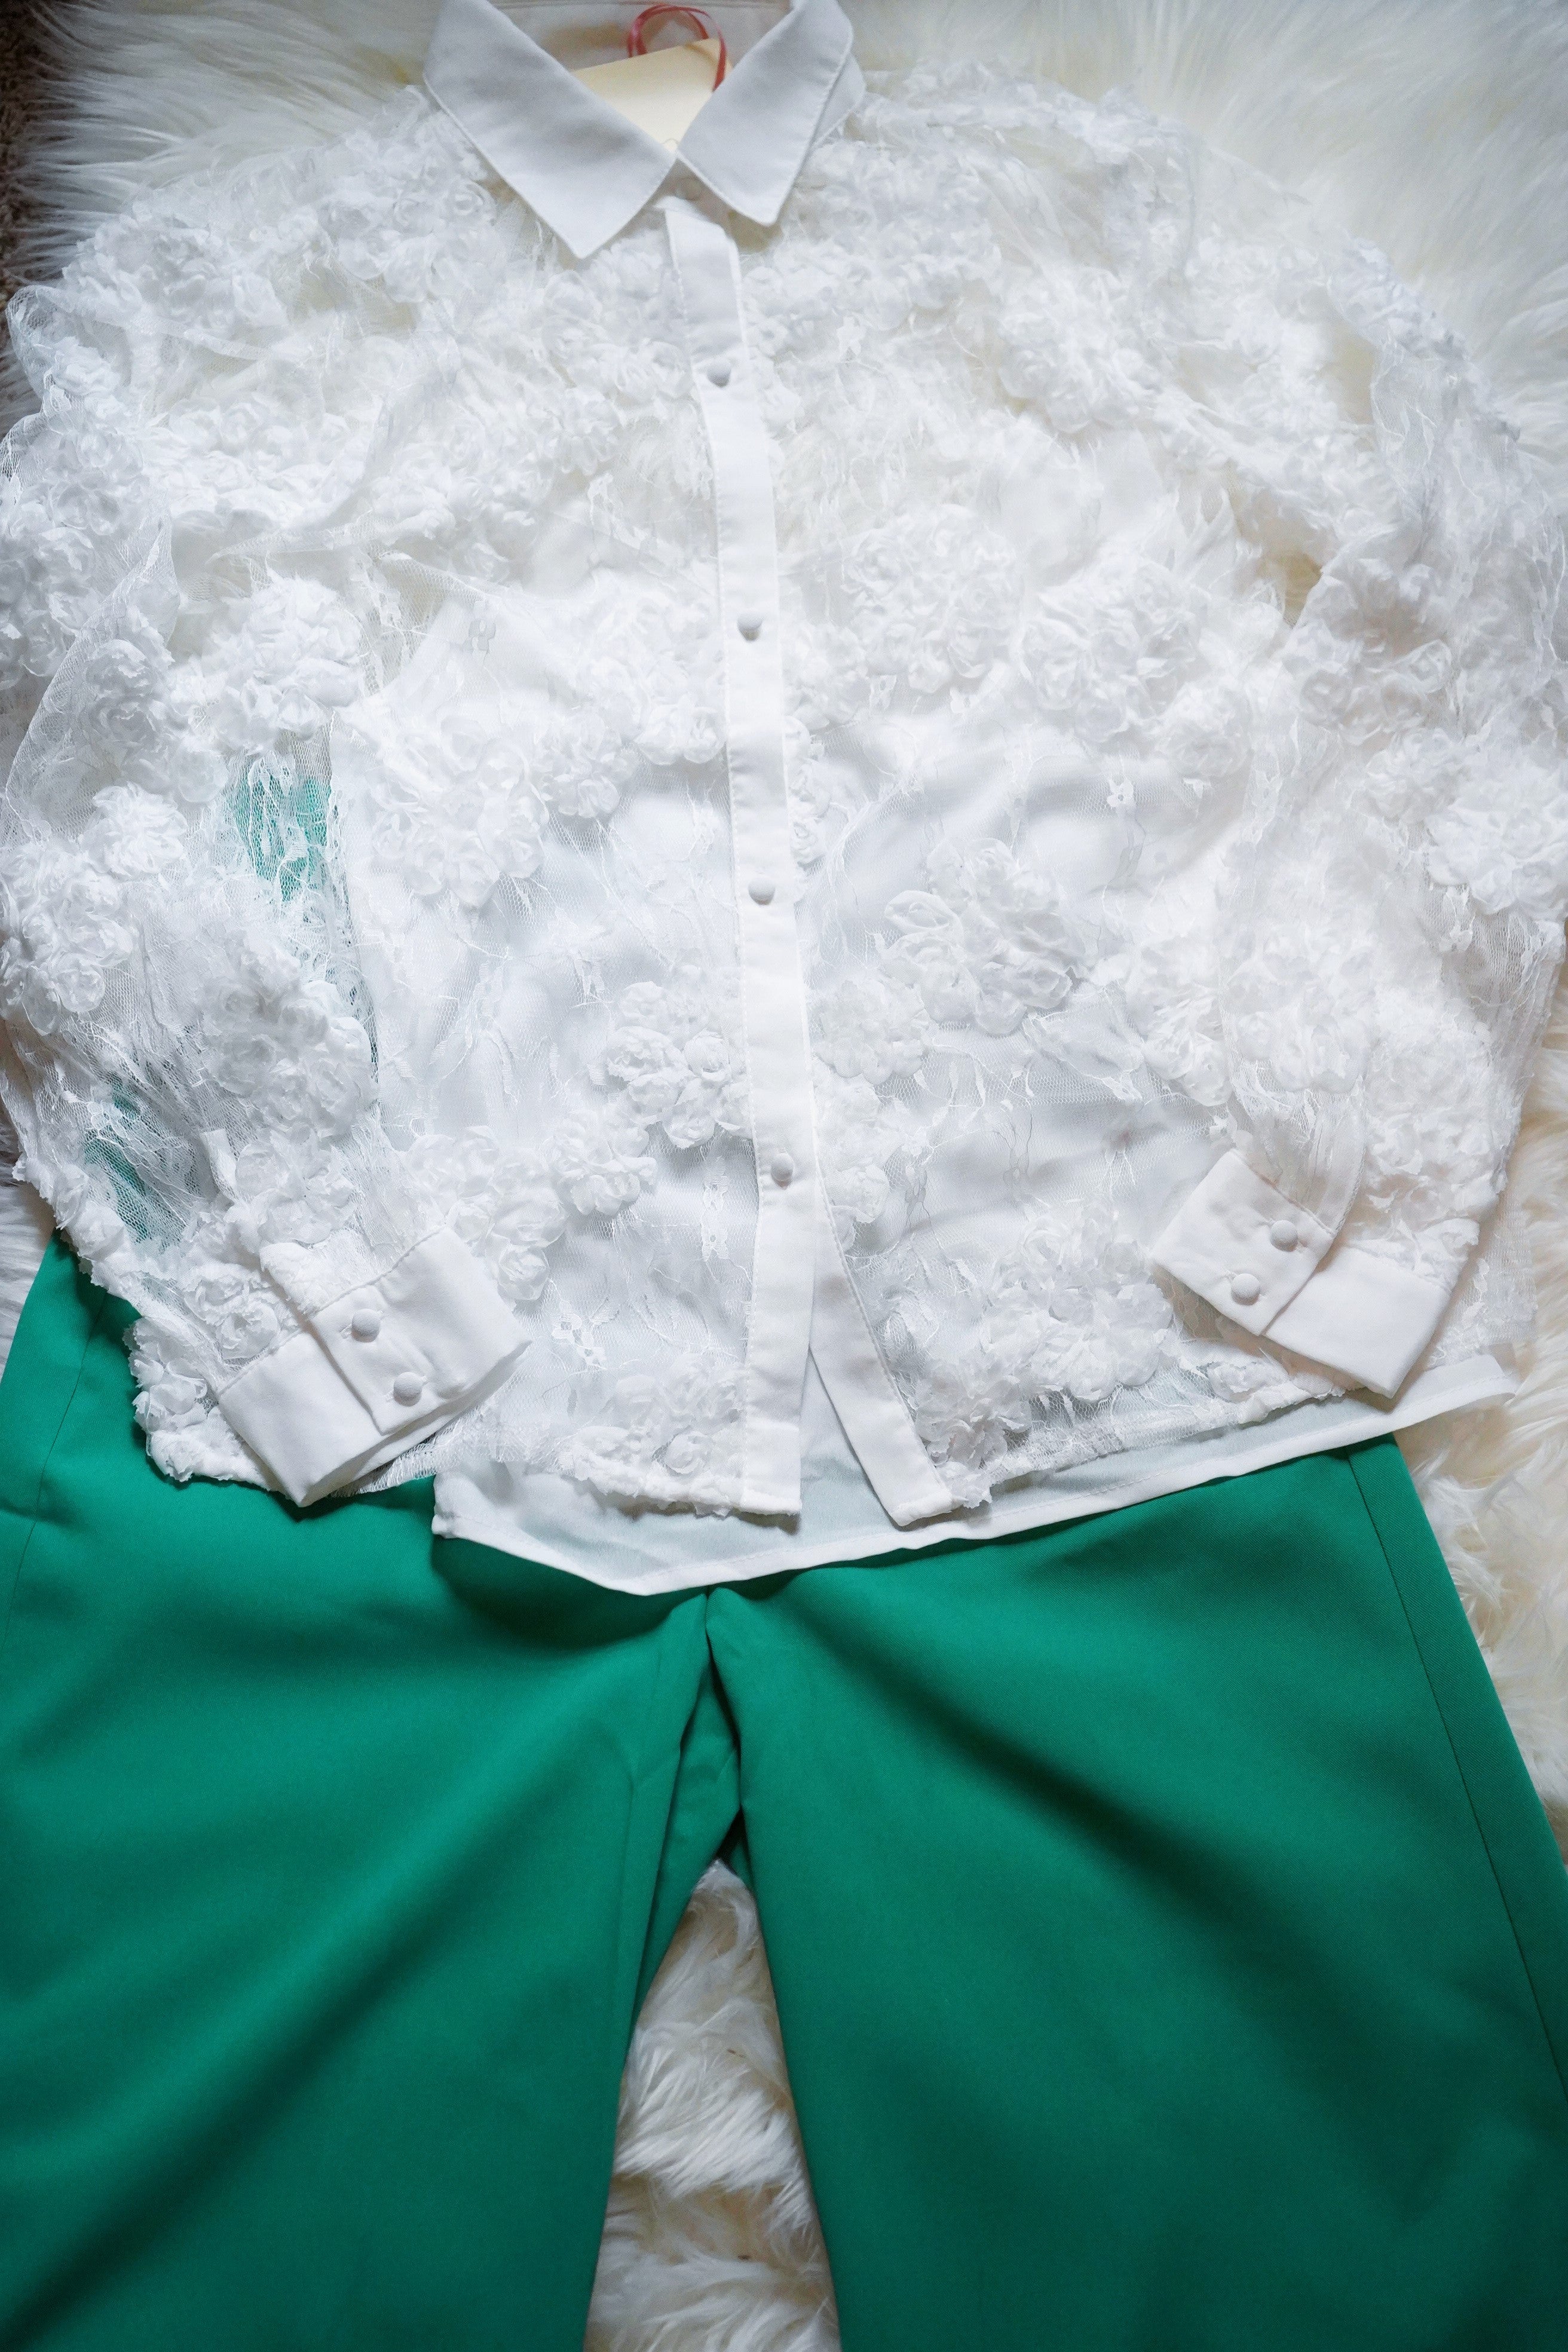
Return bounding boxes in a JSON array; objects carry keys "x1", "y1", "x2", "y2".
[{"x1": 2, "y1": 0, "x2": 1564, "y2": 1591}]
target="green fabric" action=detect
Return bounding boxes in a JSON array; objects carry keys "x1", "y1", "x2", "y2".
[{"x1": 1, "y1": 1238, "x2": 1566, "y2": 2352}]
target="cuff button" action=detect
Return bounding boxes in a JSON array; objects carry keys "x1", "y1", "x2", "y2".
[
  {"x1": 392, "y1": 1371, "x2": 424, "y2": 1407},
  {"x1": 1230, "y1": 1272, "x2": 1262, "y2": 1306},
  {"x1": 1269, "y1": 1221, "x2": 1298, "y2": 1252},
  {"x1": 350, "y1": 1307, "x2": 382, "y2": 1342}
]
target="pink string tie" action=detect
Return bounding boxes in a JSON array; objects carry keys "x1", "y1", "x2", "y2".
[{"x1": 626, "y1": 5, "x2": 728, "y2": 85}]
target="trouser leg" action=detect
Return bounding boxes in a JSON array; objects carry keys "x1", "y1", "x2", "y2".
[
  {"x1": 0, "y1": 1243, "x2": 733, "y2": 2352},
  {"x1": 709, "y1": 1446, "x2": 1568, "y2": 2352}
]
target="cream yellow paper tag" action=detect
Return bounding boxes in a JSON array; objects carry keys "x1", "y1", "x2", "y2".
[{"x1": 574, "y1": 38, "x2": 722, "y2": 151}]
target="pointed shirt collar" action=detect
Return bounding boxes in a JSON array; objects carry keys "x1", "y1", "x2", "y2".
[{"x1": 424, "y1": 0, "x2": 862, "y2": 259}]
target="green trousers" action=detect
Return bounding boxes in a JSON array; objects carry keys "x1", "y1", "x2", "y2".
[{"x1": 2, "y1": 1239, "x2": 1567, "y2": 2351}]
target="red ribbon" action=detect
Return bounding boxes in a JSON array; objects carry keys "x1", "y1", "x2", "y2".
[{"x1": 626, "y1": 5, "x2": 728, "y2": 85}]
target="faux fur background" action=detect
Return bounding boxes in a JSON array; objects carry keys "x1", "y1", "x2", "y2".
[{"x1": 4, "y1": 5, "x2": 1568, "y2": 2344}]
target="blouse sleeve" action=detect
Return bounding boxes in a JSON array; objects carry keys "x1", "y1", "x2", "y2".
[
  {"x1": 1151, "y1": 241, "x2": 1568, "y2": 1395},
  {"x1": 0, "y1": 116, "x2": 525, "y2": 1503}
]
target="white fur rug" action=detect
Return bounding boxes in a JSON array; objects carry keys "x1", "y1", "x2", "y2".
[{"x1": 5, "y1": 4, "x2": 1568, "y2": 2343}]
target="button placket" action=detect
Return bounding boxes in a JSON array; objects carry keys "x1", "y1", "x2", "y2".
[{"x1": 665, "y1": 197, "x2": 817, "y2": 1518}]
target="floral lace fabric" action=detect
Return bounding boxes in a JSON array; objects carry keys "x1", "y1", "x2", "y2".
[{"x1": 1, "y1": 64, "x2": 1563, "y2": 1521}]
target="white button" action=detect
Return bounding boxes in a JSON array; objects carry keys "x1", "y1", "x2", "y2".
[
  {"x1": 748, "y1": 877, "x2": 776, "y2": 905},
  {"x1": 770, "y1": 1154, "x2": 795, "y2": 1187},
  {"x1": 350, "y1": 1306, "x2": 381, "y2": 1342},
  {"x1": 1269, "y1": 1220, "x2": 1298, "y2": 1252},
  {"x1": 706, "y1": 359, "x2": 732, "y2": 387},
  {"x1": 737, "y1": 612, "x2": 763, "y2": 641},
  {"x1": 1230, "y1": 1272, "x2": 1261, "y2": 1307},
  {"x1": 392, "y1": 1371, "x2": 424, "y2": 1407}
]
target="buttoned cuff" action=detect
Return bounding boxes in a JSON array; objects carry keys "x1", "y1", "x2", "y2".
[
  {"x1": 1150, "y1": 1150, "x2": 1451, "y2": 1398},
  {"x1": 217, "y1": 1227, "x2": 524, "y2": 1506}
]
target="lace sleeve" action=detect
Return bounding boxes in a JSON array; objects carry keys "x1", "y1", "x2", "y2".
[
  {"x1": 1152, "y1": 241, "x2": 1568, "y2": 1395},
  {"x1": 0, "y1": 111, "x2": 523, "y2": 1503}
]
